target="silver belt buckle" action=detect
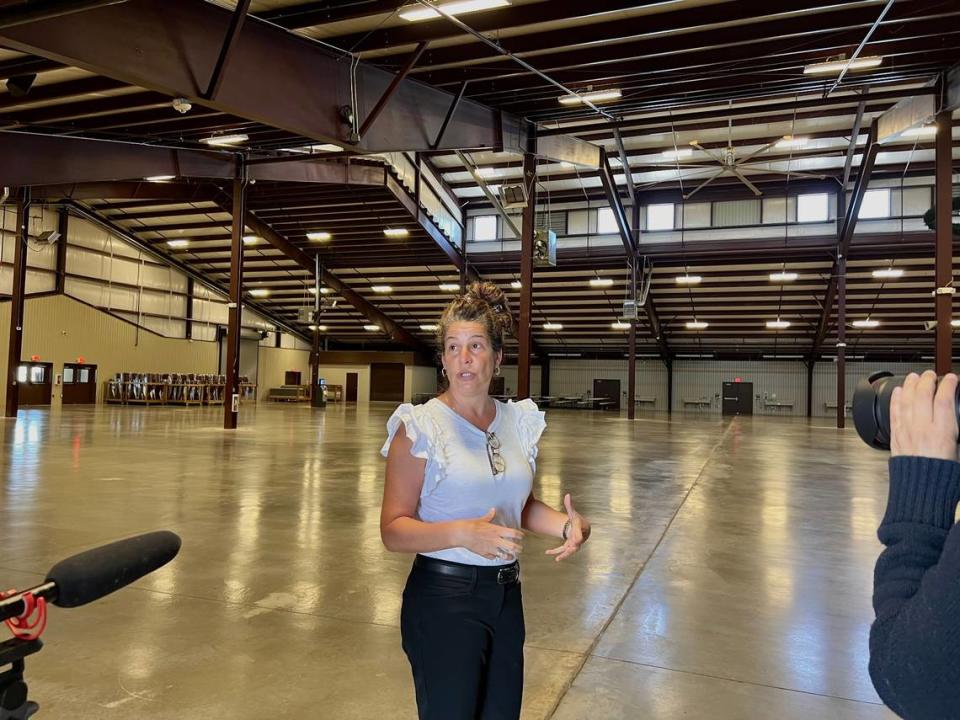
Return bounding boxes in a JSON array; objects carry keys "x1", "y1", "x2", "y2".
[{"x1": 497, "y1": 565, "x2": 519, "y2": 585}]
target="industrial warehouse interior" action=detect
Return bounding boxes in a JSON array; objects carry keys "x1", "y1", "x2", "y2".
[{"x1": 0, "y1": 0, "x2": 957, "y2": 718}]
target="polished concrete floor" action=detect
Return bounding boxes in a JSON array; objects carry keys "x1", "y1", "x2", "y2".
[{"x1": 0, "y1": 403, "x2": 896, "y2": 719}]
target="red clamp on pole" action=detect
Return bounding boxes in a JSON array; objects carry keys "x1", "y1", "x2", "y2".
[{"x1": 1, "y1": 589, "x2": 48, "y2": 641}]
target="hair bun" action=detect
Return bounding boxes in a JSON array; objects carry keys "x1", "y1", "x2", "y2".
[{"x1": 467, "y1": 281, "x2": 512, "y2": 333}]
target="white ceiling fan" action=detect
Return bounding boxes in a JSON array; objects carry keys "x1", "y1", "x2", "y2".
[{"x1": 668, "y1": 114, "x2": 828, "y2": 200}]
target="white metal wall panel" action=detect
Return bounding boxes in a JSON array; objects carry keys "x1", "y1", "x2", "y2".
[
  {"x1": 681, "y1": 203, "x2": 711, "y2": 228},
  {"x1": 713, "y1": 199, "x2": 761, "y2": 227},
  {"x1": 672, "y1": 360, "x2": 807, "y2": 415},
  {"x1": 69, "y1": 217, "x2": 142, "y2": 259},
  {"x1": 547, "y1": 359, "x2": 668, "y2": 407}
]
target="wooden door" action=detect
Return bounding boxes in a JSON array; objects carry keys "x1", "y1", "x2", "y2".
[
  {"x1": 370, "y1": 363, "x2": 404, "y2": 402},
  {"x1": 62, "y1": 363, "x2": 98, "y2": 404},
  {"x1": 17, "y1": 362, "x2": 53, "y2": 406},
  {"x1": 346, "y1": 373, "x2": 359, "y2": 402},
  {"x1": 593, "y1": 379, "x2": 621, "y2": 410}
]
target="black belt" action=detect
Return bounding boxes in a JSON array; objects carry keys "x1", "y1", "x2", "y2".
[{"x1": 414, "y1": 554, "x2": 520, "y2": 585}]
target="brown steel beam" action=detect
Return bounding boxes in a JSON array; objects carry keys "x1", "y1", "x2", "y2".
[
  {"x1": 359, "y1": 41, "x2": 429, "y2": 139},
  {"x1": 0, "y1": 0, "x2": 510, "y2": 153},
  {"x1": 598, "y1": 147, "x2": 634, "y2": 256},
  {"x1": 33, "y1": 180, "x2": 219, "y2": 202},
  {"x1": 5, "y1": 187, "x2": 29, "y2": 418},
  {"x1": 224, "y1": 160, "x2": 246, "y2": 429},
  {"x1": 229, "y1": 202, "x2": 433, "y2": 354},
  {"x1": 0, "y1": 0, "x2": 127, "y2": 30},
  {"x1": 204, "y1": 0, "x2": 251, "y2": 101},
  {"x1": 810, "y1": 119, "x2": 881, "y2": 359},
  {"x1": 935, "y1": 106, "x2": 953, "y2": 374},
  {"x1": 433, "y1": 81, "x2": 468, "y2": 150},
  {"x1": 517, "y1": 149, "x2": 536, "y2": 400},
  {"x1": 0, "y1": 132, "x2": 235, "y2": 186}
]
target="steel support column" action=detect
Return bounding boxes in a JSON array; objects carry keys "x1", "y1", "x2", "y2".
[
  {"x1": 223, "y1": 160, "x2": 246, "y2": 430},
  {"x1": 185, "y1": 276, "x2": 194, "y2": 340},
  {"x1": 667, "y1": 360, "x2": 674, "y2": 415},
  {"x1": 627, "y1": 202, "x2": 640, "y2": 420},
  {"x1": 55, "y1": 205, "x2": 68, "y2": 294},
  {"x1": 5, "y1": 187, "x2": 29, "y2": 418},
  {"x1": 311, "y1": 256, "x2": 321, "y2": 401},
  {"x1": 935, "y1": 107, "x2": 953, "y2": 375},
  {"x1": 628, "y1": 322, "x2": 637, "y2": 420},
  {"x1": 837, "y1": 253, "x2": 847, "y2": 429},
  {"x1": 806, "y1": 361, "x2": 814, "y2": 419},
  {"x1": 517, "y1": 149, "x2": 536, "y2": 400}
]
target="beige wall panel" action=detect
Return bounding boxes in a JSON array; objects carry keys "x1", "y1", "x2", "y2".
[
  {"x1": 257, "y1": 346, "x2": 311, "y2": 401},
  {"x1": 0, "y1": 294, "x2": 218, "y2": 409}
]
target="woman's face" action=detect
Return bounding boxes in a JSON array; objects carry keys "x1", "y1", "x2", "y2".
[{"x1": 442, "y1": 320, "x2": 501, "y2": 396}]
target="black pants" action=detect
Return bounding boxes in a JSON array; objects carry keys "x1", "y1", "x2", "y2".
[{"x1": 401, "y1": 555, "x2": 525, "y2": 720}]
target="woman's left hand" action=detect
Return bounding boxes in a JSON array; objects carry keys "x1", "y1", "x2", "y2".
[{"x1": 546, "y1": 493, "x2": 591, "y2": 562}]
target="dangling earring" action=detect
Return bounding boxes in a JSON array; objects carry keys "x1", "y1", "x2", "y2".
[
  {"x1": 495, "y1": 366, "x2": 501, "y2": 376},
  {"x1": 441, "y1": 368, "x2": 447, "y2": 377}
]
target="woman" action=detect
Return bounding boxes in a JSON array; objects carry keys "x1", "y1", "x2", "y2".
[{"x1": 380, "y1": 281, "x2": 591, "y2": 720}]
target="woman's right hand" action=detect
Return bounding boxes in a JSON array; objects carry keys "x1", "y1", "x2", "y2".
[
  {"x1": 891, "y1": 371, "x2": 959, "y2": 461},
  {"x1": 457, "y1": 508, "x2": 524, "y2": 560}
]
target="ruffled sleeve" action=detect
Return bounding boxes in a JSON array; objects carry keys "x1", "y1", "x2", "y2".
[
  {"x1": 380, "y1": 403, "x2": 431, "y2": 460},
  {"x1": 511, "y1": 399, "x2": 546, "y2": 472}
]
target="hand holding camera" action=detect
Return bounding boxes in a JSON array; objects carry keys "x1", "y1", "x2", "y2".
[{"x1": 890, "y1": 371, "x2": 959, "y2": 461}]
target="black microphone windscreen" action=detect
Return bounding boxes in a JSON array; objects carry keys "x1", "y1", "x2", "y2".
[{"x1": 45, "y1": 531, "x2": 181, "y2": 608}]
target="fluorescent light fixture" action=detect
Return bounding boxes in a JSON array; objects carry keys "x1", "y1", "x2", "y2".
[
  {"x1": 662, "y1": 148, "x2": 693, "y2": 160},
  {"x1": 242, "y1": 235, "x2": 260, "y2": 245},
  {"x1": 803, "y1": 55, "x2": 883, "y2": 75},
  {"x1": 686, "y1": 320, "x2": 709, "y2": 330},
  {"x1": 200, "y1": 133, "x2": 249, "y2": 146},
  {"x1": 166, "y1": 239, "x2": 189, "y2": 248},
  {"x1": 677, "y1": 353, "x2": 712, "y2": 359},
  {"x1": 320, "y1": 287, "x2": 331, "y2": 295},
  {"x1": 775, "y1": 135, "x2": 807, "y2": 149},
  {"x1": 852, "y1": 319, "x2": 880, "y2": 328},
  {"x1": 542, "y1": 323, "x2": 563, "y2": 331},
  {"x1": 763, "y1": 354, "x2": 804, "y2": 359},
  {"x1": 307, "y1": 231, "x2": 332, "y2": 241},
  {"x1": 384, "y1": 228, "x2": 409, "y2": 238},
  {"x1": 511, "y1": 280, "x2": 522, "y2": 289},
  {"x1": 589, "y1": 277, "x2": 614, "y2": 288},
  {"x1": 439, "y1": 283, "x2": 460, "y2": 292},
  {"x1": 249, "y1": 288, "x2": 270, "y2": 298},
  {"x1": 558, "y1": 88, "x2": 622, "y2": 105},
  {"x1": 421, "y1": 324, "x2": 438, "y2": 332},
  {"x1": 399, "y1": 0, "x2": 510, "y2": 22},
  {"x1": 953, "y1": 319, "x2": 960, "y2": 328},
  {"x1": 560, "y1": 161, "x2": 574, "y2": 168},
  {"x1": 371, "y1": 285, "x2": 392, "y2": 294},
  {"x1": 766, "y1": 319, "x2": 791, "y2": 329},
  {"x1": 145, "y1": 175, "x2": 175, "y2": 182},
  {"x1": 769, "y1": 271, "x2": 798, "y2": 282},
  {"x1": 903, "y1": 124, "x2": 938, "y2": 138},
  {"x1": 611, "y1": 321, "x2": 631, "y2": 330},
  {"x1": 872, "y1": 267, "x2": 904, "y2": 279},
  {"x1": 309, "y1": 325, "x2": 328, "y2": 332},
  {"x1": 675, "y1": 274, "x2": 702, "y2": 285},
  {"x1": 364, "y1": 324, "x2": 381, "y2": 332}
]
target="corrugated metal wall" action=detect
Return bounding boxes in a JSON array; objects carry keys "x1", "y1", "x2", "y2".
[
  {"x1": 65, "y1": 214, "x2": 279, "y2": 341},
  {"x1": 536, "y1": 358, "x2": 924, "y2": 417}
]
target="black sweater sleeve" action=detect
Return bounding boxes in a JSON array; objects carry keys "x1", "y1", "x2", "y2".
[{"x1": 870, "y1": 456, "x2": 960, "y2": 719}]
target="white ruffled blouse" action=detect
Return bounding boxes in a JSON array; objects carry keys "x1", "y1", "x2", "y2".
[{"x1": 381, "y1": 397, "x2": 546, "y2": 566}]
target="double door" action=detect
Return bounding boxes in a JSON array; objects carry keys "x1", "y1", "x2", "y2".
[
  {"x1": 63, "y1": 363, "x2": 98, "y2": 404},
  {"x1": 16, "y1": 362, "x2": 53, "y2": 406}
]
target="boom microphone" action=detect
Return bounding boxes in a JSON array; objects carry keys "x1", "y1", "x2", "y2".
[{"x1": 0, "y1": 531, "x2": 181, "y2": 620}]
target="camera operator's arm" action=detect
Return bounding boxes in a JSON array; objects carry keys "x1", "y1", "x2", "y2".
[{"x1": 870, "y1": 371, "x2": 960, "y2": 719}]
